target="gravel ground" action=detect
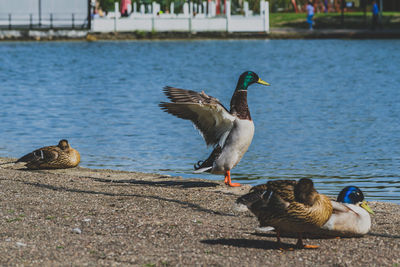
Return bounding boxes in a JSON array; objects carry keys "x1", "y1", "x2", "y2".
[{"x1": 1, "y1": 157, "x2": 399, "y2": 266}]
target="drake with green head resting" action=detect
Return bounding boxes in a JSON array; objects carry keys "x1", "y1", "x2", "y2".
[
  {"x1": 159, "y1": 71, "x2": 270, "y2": 187},
  {"x1": 321, "y1": 186, "x2": 374, "y2": 236}
]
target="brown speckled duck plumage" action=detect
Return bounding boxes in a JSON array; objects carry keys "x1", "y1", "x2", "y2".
[
  {"x1": 17, "y1": 139, "x2": 80, "y2": 170},
  {"x1": 236, "y1": 178, "x2": 333, "y2": 249}
]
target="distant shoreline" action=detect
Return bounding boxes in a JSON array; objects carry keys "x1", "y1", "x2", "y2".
[{"x1": 1, "y1": 28, "x2": 400, "y2": 42}]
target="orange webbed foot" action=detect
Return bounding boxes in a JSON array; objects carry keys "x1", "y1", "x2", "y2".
[
  {"x1": 302, "y1": 244, "x2": 319, "y2": 249},
  {"x1": 224, "y1": 170, "x2": 241, "y2": 187},
  {"x1": 296, "y1": 235, "x2": 319, "y2": 249},
  {"x1": 226, "y1": 182, "x2": 241, "y2": 187}
]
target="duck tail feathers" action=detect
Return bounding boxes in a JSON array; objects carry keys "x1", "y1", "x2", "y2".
[
  {"x1": 236, "y1": 184, "x2": 271, "y2": 207},
  {"x1": 194, "y1": 160, "x2": 205, "y2": 170},
  {"x1": 193, "y1": 145, "x2": 222, "y2": 173},
  {"x1": 194, "y1": 160, "x2": 212, "y2": 173},
  {"x1": 193, "y1": 166, "x2": 212, "y2": 173}
]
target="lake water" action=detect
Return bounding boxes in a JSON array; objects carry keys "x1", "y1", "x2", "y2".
[{"x1": 0, "y1": 40, "x2": 399, "y2": 203}]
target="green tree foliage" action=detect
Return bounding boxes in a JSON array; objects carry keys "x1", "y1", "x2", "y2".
[
  {"x1": 269, "y1": 0, "x2": 295, "y2": 12},
  {"x1": 99, "y1": 0, "x2": 120, "y2": 12}
]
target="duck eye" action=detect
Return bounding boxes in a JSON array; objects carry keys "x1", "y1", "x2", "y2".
[{"x1": 349, "y1": 192, "x2": 358, "y2": 201}]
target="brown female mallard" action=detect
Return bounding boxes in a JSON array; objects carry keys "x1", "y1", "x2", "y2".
[
  {"x1": 236, "y1": 178, "x2": 333, "y2": 249},
  {"x1": 17, "y1": 139, "x2": 80, "y2": 170}
]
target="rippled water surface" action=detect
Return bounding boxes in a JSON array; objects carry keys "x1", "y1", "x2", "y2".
[{"x1": 0, "y1": 40, "x2": 399, "y2": 203}]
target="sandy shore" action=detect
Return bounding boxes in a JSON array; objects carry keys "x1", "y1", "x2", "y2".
[{"x1": 0, "y1": 157, "x2": 399, "y2": 266}]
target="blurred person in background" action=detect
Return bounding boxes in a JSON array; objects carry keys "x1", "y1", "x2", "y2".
[
  {"x1": 371, "y1": 0, "x2": 380, "y2": 30},
  {"x1": 307, "y1": 1, "x2": 315, "y2": 30}
]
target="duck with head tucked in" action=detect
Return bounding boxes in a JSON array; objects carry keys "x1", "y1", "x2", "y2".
[
  {"x1": 17, "y1": 139, "x2": 80, "y2": 170},
  {"x1": 159, "y1": 71, "x2": 270, "y2": 187},
  {"x1": 320, "y1": 186, "x2": 374, "y2": 236},
  {"x1": 236, "y1": 178, "x2": 333, "y2": 249}
]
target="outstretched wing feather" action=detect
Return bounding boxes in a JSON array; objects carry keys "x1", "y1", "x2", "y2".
[{"x1": 160, "y1": 87, "x2": 235, "y2": 146}]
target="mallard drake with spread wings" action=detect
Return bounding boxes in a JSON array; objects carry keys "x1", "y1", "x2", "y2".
[
  {"x1": 236, "y1": 178, "x2": 333, "y2": 249},
  {"x1": 17, "y1": 139, "x2": 80, "y2": 170},
  {"x1": 159, "y1": 71, "x2": 270, "y2": 187}
]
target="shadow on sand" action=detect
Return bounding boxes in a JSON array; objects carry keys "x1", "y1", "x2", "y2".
[
  {"x1": 85, "y1": 176, "x2": 219, "y2": 189},
  {"x1": 201, "y1": 238, "x2": 294, "y2": 250},
  {"x1": 20, "y1": 179, "x2": 233, "y2": 217}
]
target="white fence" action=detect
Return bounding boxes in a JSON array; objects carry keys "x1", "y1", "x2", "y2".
[{"x1": 92, "y1": 1, "x2": 269, "y2": 33}]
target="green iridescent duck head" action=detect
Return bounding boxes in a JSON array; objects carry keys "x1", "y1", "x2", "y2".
[
  {"x1": 235, "y1": 71, "x2": 270, "y2": 91},
  {"x1": 337, "y1": 186, "x2": 374, "y2": 214}
]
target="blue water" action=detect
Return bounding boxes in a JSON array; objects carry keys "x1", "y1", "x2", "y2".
[{"x1": 0, "y1": 40, "x2": 399, "y2": 203}]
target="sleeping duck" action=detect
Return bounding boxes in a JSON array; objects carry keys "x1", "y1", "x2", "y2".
[
  {"x1": 17, "y1": 139, "x2": 80, "y2": 170},
  {"x1": 236, "y1": 178, "x2": 333, "y2": 249},
  {"x1": 320, "y1": 186, "x2": 374, "y2": 236},
  {"x1": 159, "y1": 71, "x2": 270, "y2": 187}
]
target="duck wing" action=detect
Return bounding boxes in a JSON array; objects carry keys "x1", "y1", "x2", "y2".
[
  {"x1": 17, "y1": 146, "x2": 60, "y2": 164},
  {"x1": 237, "y1": 180, "x2": 296, "y2": 207},
  {"x1": 159, "y1": 86, "x2": 235, "y2": 146},
  {"x1": 331, "y1": 201, "x2": 355, "y2": 214},
  {"x1": 236, "y1": 180, "x2": 297, "y2": 218}
]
